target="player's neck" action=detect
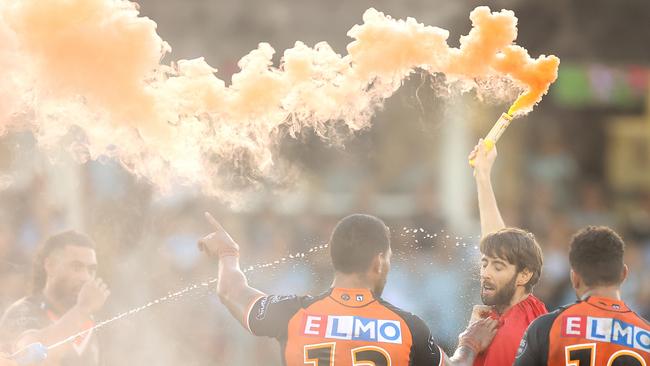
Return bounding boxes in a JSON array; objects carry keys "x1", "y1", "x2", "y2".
[
  {"x1": 580, "y1": 286, "x2": 622, "y2": 301},
  {"x1": 43, "y1": 283, "x2": 71, "y2": 314},
  {"x1": 497, "y1": 288, "x2": 530, "y2": 314},
  {"x1": 332, "y1": 273, "x2": 374, "y2": 292}
]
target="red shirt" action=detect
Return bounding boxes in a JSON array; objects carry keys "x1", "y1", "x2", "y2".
[{"x1": 473, "y1": 295, "x2": 547, "y2": 366}]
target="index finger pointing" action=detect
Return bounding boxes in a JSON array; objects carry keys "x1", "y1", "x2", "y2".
[{"x1": 204, "y1": 212, "x2": 225, "y2": 231}]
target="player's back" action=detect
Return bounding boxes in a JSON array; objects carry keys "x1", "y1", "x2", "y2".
[
  {"x1": 246, "y1": 287, "x2": 443, "y2": 366},
  {"x1": 515, "y1": 296, "x2": 650, "y2": 365}
]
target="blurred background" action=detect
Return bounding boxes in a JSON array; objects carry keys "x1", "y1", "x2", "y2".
[{"x1": 1, "y1": 0, "x2": 650, "y2": 364}]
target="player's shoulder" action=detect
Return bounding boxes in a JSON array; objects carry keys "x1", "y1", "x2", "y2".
[
  {"x1": 256, "y1": 289, "x2": 332, "y2": 313},
  {"x1": 0, "y1": 295, "x2": 48, "y2": 342},
  {"x1": 635, "y1": 312, "x2": 650, "y2": 326},
  {"x1": 262, "y1": 293, "x2": 316, "y2": 307},
  {"x1": 248, "y1": 290, "x2": 333, "y2": 338},
  {"x1": 627, "y1": 308, "x2": 650, "y2": 328},
  {"x1": 1, "y1": 296, "x2": 43, "y2": 319},
  {"x1": 297, "y1": 288, "x2": 334, "y2": 309},
  {"x1": 516, "y1": 304, "x2": 570, "y2": 362},
  {"x1": 526, "y1": 303, "x2": 572, "y2": 334},
  {"x1": 375, "y1": 297, "x2": 441, "y2": 359},
  {"x1": 375, "y1": 298, "x2": 429, "y2": 333}
]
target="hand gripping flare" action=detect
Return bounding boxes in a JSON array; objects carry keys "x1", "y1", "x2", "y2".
[{"x1": 469, "y1": 112, "x2": 513, "y2": 167}]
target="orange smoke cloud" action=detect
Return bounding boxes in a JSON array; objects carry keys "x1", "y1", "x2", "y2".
[
  {"x1": 0, "y1": 1, "x2": 559, "y2": 197},
  {"x1": 345, "y1": 7, "x2": 559, "y2": 114},
  {"x1": 6, "y1": 0, "x2": 170, "y2": 138},
  {"x1": 445, "y1": 7, "x2": 519, "y2": 78},
  {"x1": 494, "y1": 46, "x2": 561, "y2": 115}
]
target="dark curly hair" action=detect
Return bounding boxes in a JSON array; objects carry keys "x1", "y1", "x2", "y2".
[
  {"x1": 31, "y1": 230, "x2": 95, "y2": 295},
  {"x1": 329, "y1": 214, "x2": 390, "y2": 274},
  {"x1": 569, "y1": 226, "x2": 625, "y2": 286}
]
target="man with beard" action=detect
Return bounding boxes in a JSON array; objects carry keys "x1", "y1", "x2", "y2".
[
  {"x1": 200, "y1": 212, "x2": 499, "y2": 365},
  {"x1": 515, "y1": 226, "x2": 650, "y2": 365},
  {"x1": 0, "y1": 231, "x2": 110, "y2": 366},
  {"x1": 468, "y1": 140, "x2": 548, "y2": 366}
]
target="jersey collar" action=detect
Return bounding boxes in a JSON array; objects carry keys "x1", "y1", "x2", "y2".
[
  {"x1": 330, "y1": 288, "x2": 376, "y2": 307},
  {"x1": 584, "y1": 296, "x2": 630, "y2": 312}
]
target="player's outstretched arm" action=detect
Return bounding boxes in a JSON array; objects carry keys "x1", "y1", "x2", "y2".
[
  {"x1": 199, "y1": 213, "x2": 266, "y2": 330},
  {"x1": 446, "y1": 318, "x2": 499, "y2": 366},
  {"x1": 0, "y1": 353, "x2": 17, "y2": 366},
  {"x1": 469, "y1": 139, "x2": 505, "y2": 237}
]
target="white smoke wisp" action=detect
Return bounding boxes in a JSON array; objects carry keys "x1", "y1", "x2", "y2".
[
  {"x1": 0, "y1": 1, "x2": 559, "y2": 198},
  {"x1": 0, "y1": 2, "x2": 27, "y2": 133}
]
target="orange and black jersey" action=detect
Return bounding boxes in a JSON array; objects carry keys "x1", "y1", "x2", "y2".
[
  {"x1": 245, "y1": 287, "x2": 444, "y2": 366},
  {"x1": 514, "y1": 296, "x2": 650, "y2": 366}
]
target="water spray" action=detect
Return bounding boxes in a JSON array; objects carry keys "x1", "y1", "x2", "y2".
[
  {"x1": 9, "y1": 226, "x2": 479, "y2": 360},
  {"x1": 10, "y1": 241, "x2": 331, "y2": 359},
  {"x1": 9, "y1": 343, "x2": 47, "y2": 366}
]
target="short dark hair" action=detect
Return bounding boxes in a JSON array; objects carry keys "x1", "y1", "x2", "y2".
[
  {"x1": 31, "y1": 230, "x2": 96, "y2": 295},
  {"x1": 569, "y1": 226, "x2": 625, "y2": 287},
  {"x1": 480, "y1": 228, "x2": 543, "y2": 292},
  {"x1": 329, "y1": 214, "x2": 390, "y2": 274}
]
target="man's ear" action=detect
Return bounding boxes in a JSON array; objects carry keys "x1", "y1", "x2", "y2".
[
  {"x1": 44, "y1": 255, "x2": 57, "y2": 276},
  {"x1": 621, "y1": 264, "x2": 629, "y2": 283},
  {"x1": 371, "y1": 253, "x2": 383, "y2": 275},
  {"x1": 570, "y1": 269, "x2": 580, "y2": 290},
  {"x1": 516, "y1": 268, "x2": 533, "y2": 288}
]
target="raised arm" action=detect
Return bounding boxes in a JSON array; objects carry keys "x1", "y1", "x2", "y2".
[
  {"x1": 469, "y1": 139, "x2": 505, "y2": 237},
  {"x1": 199, "y1": 213, "x2": 266, "y2": 330}
]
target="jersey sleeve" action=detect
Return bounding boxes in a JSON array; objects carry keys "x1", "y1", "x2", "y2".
[
  {"x1": 513, "y1": 311, "x2": 557, "y2": 366},
  {"x1": 247, "y1": 294, "x2": 307, "y2": 338},
  {"x1": 409, "y1": 314, "x2": 443, "y2": 366}
]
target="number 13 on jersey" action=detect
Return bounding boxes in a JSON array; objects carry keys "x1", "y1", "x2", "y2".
[
  {"x1": 566, "y1": 343, "x2": 646, "y2": 366},
  {"x1": 304, "y1": 343, "x2": 391, "y2": 366}
]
